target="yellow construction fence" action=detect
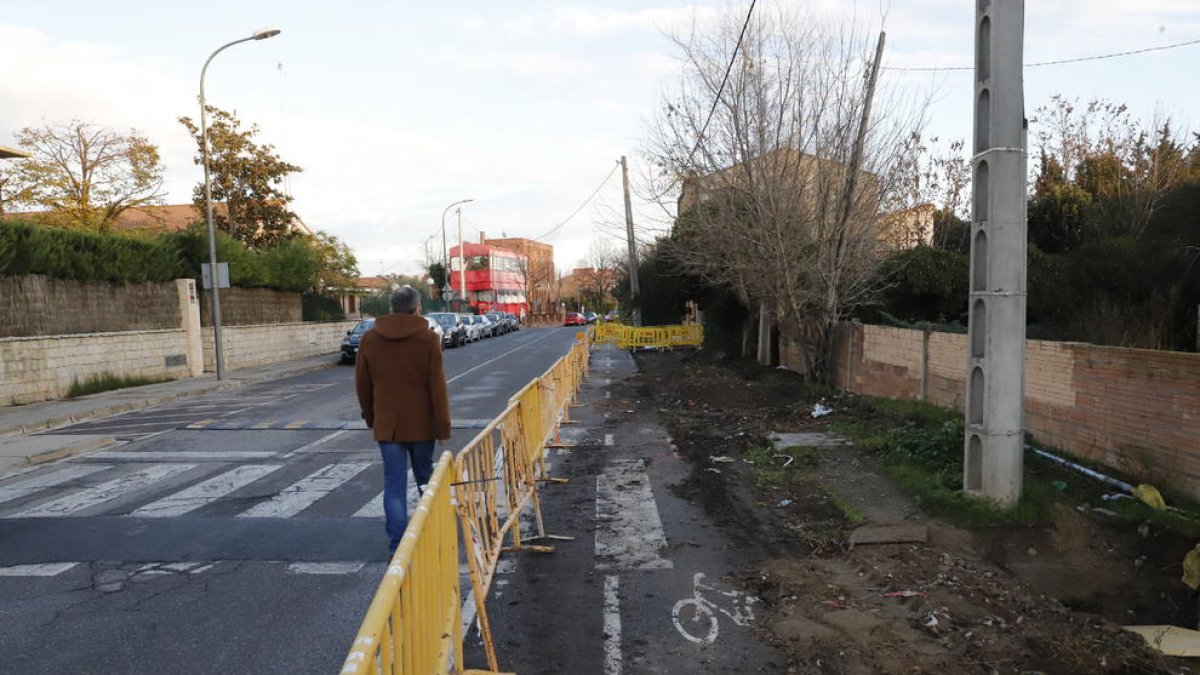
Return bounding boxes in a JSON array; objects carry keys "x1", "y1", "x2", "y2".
[{"x1": 591, "y1": 323, "x2": 703, "y2": 350}]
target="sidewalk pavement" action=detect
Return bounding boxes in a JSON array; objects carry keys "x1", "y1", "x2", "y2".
[{"x1": 0, "y1": 352, "x2": 340, "y2": 474}]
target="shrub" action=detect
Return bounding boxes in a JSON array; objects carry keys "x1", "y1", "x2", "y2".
[
  {"x1": 0, "y1": 219, "x2": 185, "y2": 282},
  {"x1": 302, "y1": 292, "x2": 345, "y2": 321}
]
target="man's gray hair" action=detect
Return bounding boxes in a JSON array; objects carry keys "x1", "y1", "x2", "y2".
[{"x1": 391, "y1": 285, "x2": 421, "y2": 314}]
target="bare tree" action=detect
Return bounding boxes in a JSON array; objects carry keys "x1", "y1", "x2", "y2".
[
  {"x1": 644, "y1": 6, "x2": 925, "y2": 379},
  {"x1": 13, "y1": 120, "x2": 165, "y2": 230},
  {"x1": 576, "y1": 238, "x2": 623, "y2": 313}
]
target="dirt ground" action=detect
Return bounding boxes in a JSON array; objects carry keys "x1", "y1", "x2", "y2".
[{"x1": 634, "y1": 349, "x2": 1196, "y2": 674}]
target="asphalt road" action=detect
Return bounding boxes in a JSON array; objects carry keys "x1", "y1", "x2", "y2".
[{"x1": 0, "y1": 327, "x2": 581, "y2": 675}]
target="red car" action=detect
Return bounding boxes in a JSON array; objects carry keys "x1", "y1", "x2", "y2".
[{"x1": 564, "y1": 312, "x2": 586, "y2": 326}]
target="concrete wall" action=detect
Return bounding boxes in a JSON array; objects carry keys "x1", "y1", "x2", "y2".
[
  {"x1": 201, "y1": 320, "x2": 357, "y2": 372},
  {"x1": 0, "y1": 275, "x2": 180, "y2": 337},
  {"x1": 782, "y1": 323, "x2": 1200, "y2": 499},
  {"x1": 0, "y1": 329, "x2": 193, "y2": 405},
  {"x1": 198, "y1": 288, "x2": 302, "y2": 327}
]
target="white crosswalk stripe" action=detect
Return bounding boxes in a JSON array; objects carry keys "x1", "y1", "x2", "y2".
[
  {"x1": 352, "y1": 483, "x2": 421, "y2": 518},
  {"x1": 238, "y1": 462, "x2": 372, "y2": 518},
  {"x1": 6, "y1": 464, "x2": 197, "y2": 518},
  {"x1": 0, "y1": 562, "x2": 80, "y2": 577},
  {"x1": 130, "y1": 464, "x2": 284, "y2": 517},
  {"x1": 0, "y1": 464, "x2": 112, "y2": 506}
]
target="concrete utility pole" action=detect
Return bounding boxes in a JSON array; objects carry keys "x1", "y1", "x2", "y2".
[
  {"x1": 963, "y1": 1, "x2": 1028, "y2": 505},
  {"x1": 457, "y1": 206, "x2": 467, "y2": 311},
  {"x1": 620, "y1": 156, "x2": 641, "y2": 326}
]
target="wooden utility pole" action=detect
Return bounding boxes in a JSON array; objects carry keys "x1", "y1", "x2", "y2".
[{"x1": 620, "y1": 155, "x2": 642, "y2": 326}]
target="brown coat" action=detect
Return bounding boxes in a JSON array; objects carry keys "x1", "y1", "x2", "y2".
[{"x1": 354, "y1": 313, "x2": 451, "y2": 442}]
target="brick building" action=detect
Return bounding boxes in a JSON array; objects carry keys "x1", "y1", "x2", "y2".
[{"x1": 482, "y1": 236, "x2": 557, "y2": 321}]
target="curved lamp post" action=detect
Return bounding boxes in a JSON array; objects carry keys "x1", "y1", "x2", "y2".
[
  {"x1": 440, "y1": 198, "x2": 473, "y2": 307},
  {"x1": 200, "y1": 28, "x2": 281, "y2": 380}
]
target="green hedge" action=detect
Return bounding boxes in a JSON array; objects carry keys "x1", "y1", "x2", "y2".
[
  {"x1": 1, "y1": 219, "x2": 329, "y2": 294},
  {"x1": 0, "y1": 219, "x2": 186, "y2": 283}
]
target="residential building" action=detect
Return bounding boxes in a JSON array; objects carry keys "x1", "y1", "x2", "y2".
[
  {"x1": 559, "y1": 266, "x2": 620, "y2": 312},
  {"x1": 449, "y1": 239, "x2": 529, "y2": 317},
  {"x1": 483, "y1": 236, "x2": 556, "y2": 319}
]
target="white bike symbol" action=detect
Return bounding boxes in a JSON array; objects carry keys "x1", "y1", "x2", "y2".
[{"x1": 671, "y1": 572, "x2": 759, "y2": 645}]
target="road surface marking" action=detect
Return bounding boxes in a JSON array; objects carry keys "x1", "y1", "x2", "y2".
[
  {"x1": 446, "y1": 330, "x2": 562, "y2": 385},
  {"x1": 238, "y1": 462, "x2": 372, "y2": 518},
  {"x1": 287, "y1": 562, "x2": 365, "y2": 574},
  {"x1": 282, "y1": 429, "x2": 347, "y2": 458},
  {"x1": 595, "y1": 459, "x2": 673, "y2": 570},
  {"x1": 89, "y1": 450, "x2": 278, "y2": 461},
  {"x1": 603, "y1": 575, "x2": 623, "y2": 675},
  {"x1": 7, "y1": 464, "x2": 197, "y2": 518},
  {"x1": 130, "y1": 464, "x2": 283, "y2": 517},
  {"x1": 605, "y1": 434, "x2": 614, "y2": 446},
  {"x1": 351, "y1": 481, "x2": 421, "y2": 518},
  {"x1": 0, "y1": 464, "x2": 112, "y2": 506},
  {"x1": 0, "y1": 562, "x2": 79, "y2": 577}
]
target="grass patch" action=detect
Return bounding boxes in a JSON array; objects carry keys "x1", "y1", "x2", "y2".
[
  {"x1": 745, "y1": 444, "x2": 820, "y2": 488},
  {"x1": 821, "y1": 486, "x2": 867, "y2": 527},
  {"x1": 67, "y1": 372, "x2": 172, "y2": 398}
]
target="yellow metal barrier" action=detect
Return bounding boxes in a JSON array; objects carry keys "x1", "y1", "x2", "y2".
[
  {"x1": 340, "y1": 452, "x2": 485, "y2": 675},
  {"x1": 613, "y1": 324, "x2": 703, "y2": 350}
]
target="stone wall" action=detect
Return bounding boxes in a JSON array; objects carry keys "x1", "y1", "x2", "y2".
[
  {"x1": 201, "y1": 320, "x2": 357, "y2": 371},
  {"x1": 0, "y1": 330, "x2": 193, "y2": 405},
  {"x1": 198, "y1": 288, "x2": 302, "y2": 326},
  {"x1": 0, "y1": 275, "x2": 180, "y2": 337},
  {"x1": 784, "y1": 323, "x2": 1200, "y2": 499}
]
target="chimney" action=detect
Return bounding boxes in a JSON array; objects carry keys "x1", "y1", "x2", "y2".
[{"x1": 479, "y1": 232, "x2": 486, "y2": 244}]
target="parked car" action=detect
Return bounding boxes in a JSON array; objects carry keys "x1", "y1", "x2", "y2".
[
  {"x1": 477, "y1": 314, "x2": 498, "y2": 338},
  {"x1": 505, "y1": 313, "x2": 520, "y2": 331},
  {"x1": 340, "y1": 318, "x2": 374, "y2": 363},
  {"x1": 486, "y1": 312, "x2": 510, "y2": 335},
  {"x1": 583, "y1": 312, "x2": 598, "y2": 324},
  {"x1": 425, "y1": 316, "x2": 445, "y2": 345},
  {"x1": 461, "y1": 314, "x2": 483, "y2": 342},
  {"x1": 427, "y1": 312, "x2": 468, "y2": 348},
  {"x1": 564, "y1": 312, "x2": 586, "y2": 326},
  {"x1": 604, "y1": 310, "x2": 620, "y2": 322}
]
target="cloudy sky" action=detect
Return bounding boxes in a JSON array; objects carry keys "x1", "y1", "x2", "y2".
[{"x1": 2, "y1": 1, "x2": 1197, "y2": 277}]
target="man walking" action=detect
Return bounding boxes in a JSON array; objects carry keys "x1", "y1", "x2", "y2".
[{"x1": 355, "y1": 286, "x2": 451, "y2": 554}]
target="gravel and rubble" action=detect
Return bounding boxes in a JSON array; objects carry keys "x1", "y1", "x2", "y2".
[{"x1": 635, "y1": 348, "x2": 1192, "y2": 674}]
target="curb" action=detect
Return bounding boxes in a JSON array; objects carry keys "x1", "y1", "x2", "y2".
[
  {"x1": 26, "y1": 435, "x2": 119, "y2": 466},
  {"x1": 0, "y1": 357, "x2": 338, "y2": 438}
]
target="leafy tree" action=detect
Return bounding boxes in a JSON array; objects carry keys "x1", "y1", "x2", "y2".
[
  {"x1": 309, "y1": 230, "x2": 359, "y2": 292},
  {"x1": 1027, "y1": 183, "x2": 1096, "y2": 254},
  {"x1": 178, "y1": 106, "x2": 301, "y2": 248},
  {"x1": 876, "y1": 246, "x2": 970, "y2": 324},
  {"x1": 11, "y1": 120, "x2": 165, "y2": 230},
  {"x1": 931, "y1": 208, "x2": 970, "y2": 253}
]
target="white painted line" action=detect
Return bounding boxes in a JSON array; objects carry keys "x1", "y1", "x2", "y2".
[
  {"x1": 351, "y1": 482, "x2": 420, "y2": 519},
  {"x1": 282, "y1": 429, "x2": 348, "y2": 459},
  {"x1": 595, "y1": 459, "x2": 673, "y2": 570},
  {"x1": 238, "y1": 462, "x2": 372, "y2": 518},
  {"x1": 130, "y1": 464, "x2": 283, "y2": 517},
  {"x1": 605, "y1": 434, "x2": 614, "y2": 446},
  {"x1": 287, "y1": 561, "x2": 365, "y2": 575},
  {"x1": 0, "y1": 562, "x2": 79, "y2": 577},
  {"x1": 7, "y1": 464, "x2": 197, "y2": 518},
  {"x1": 0, "y1": 464, "x2": 112, "y2": 506},
  {"x1": 89, "y1": 451, "x2": 277, "y2": 461},
  {"x1": 446, "y1": 330, "x2": 561, "y2": 385},
  {"x1": 603, "y1": 575, "x2": 623, "y2": 675}
]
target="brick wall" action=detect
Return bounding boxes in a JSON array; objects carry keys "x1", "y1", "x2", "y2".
[
  {"x1": 0, "y1": 330, "x2": 192, "y2": 405},
  {"x1": 0, "y1": 275, "x2": 180, "y2": 337},
  {"x1": 201, "y1": 320, "x2": 357, "y2": 371},
  {"x1": 792, "y1": 323, "x2": 1200, "y2": 499},
  {"x1": 198, "y1": 288, "x2": 302, "y2": 326}
]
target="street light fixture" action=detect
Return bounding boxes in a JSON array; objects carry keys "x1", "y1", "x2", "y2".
[
  {"x1": 199, "y1": 28, "x2": 281, "y2": 380},
  {"x1": 440, "y1": 198, "x2": 473, "y2": 298}
]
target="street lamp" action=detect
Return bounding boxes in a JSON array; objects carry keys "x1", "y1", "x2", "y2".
[
  {"x1": 200, "y1": 27, "x2": 281, "y2": 380},
  {"x1": 440, "y1": 198, "x2": 473, "y2": 283}
]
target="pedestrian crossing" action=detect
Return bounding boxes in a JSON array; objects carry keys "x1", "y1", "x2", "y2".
[{"x1": 0, "y1": 459, "x2": 425, "y2": 521}]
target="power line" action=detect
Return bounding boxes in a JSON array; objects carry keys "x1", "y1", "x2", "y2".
[
  {"x1": 534, "y1": 162, "x2": 622, "y2": 241},
  {"x1": 689, "y1": 0, "x2": 757, "y2": 161},
  {"x1": 884, "y1": 36, "x2": 1200, "y2": 72}
]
